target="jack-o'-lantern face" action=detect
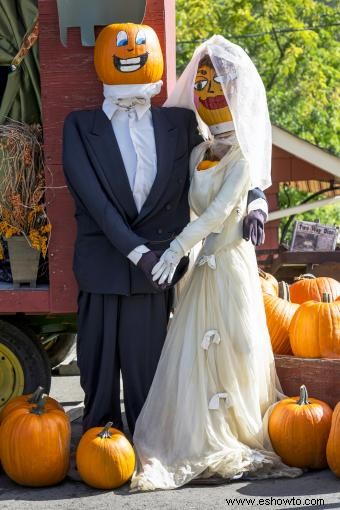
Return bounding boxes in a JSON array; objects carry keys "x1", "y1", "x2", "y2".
[
  {"x1": 94, "y1": 23, "x2": 164, "y2": 85},
  {"x1": 194, "y1": 56, "x2": 233, "y2": 126}
]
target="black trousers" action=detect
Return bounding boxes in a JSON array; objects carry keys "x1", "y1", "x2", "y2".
[{"x1": 77, "y1": 290, "x2": 172, "y2": 434}]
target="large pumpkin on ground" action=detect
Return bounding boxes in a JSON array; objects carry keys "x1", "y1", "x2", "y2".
[
  {"x1": 263, "y1": 292, "x2": 299, "y2": 355},
  {"x1": 0, "y1": 386, "x2": 63, "y2": 424},
  {"x1": 289, "y1": 294, "x2": 340, "y2": 358},
  {"x1": 268, "y1": 385, "x2": 333, "y2": 469},
  {"x1": 94, "y1": 23, "x2": 164, "y2": 85},
  {"x1": 327, "y1": 402, "x2": 340, "y2": 477},
  {"x1": 289, "y1": 274, "x2": 340, "y2": 304},
  {"x1": 76, "y1": 422, "x2": 135, "y2": 489},
  {"x1": 0, "y1": 395, "x2": 70, "y2": 486}
]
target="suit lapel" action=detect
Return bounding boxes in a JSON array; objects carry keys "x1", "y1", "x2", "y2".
[
  {"x1": 86, "y1": 110, "x2": 138, "y2": 221},
  {"x1": 135, "y1": 107, "x2": 178, "y2": 225}
]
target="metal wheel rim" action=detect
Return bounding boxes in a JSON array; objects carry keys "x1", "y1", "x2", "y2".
[{"x1": 0, "y1": 342, "x2": 25, "y2": 410}]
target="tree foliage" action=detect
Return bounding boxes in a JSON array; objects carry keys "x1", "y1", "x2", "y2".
[{"x1": 176, "y1": 0, "x2": 340, "y2": 156}]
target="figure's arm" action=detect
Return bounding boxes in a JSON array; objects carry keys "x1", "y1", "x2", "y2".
[
  {"x1": 63, "y1": 113, "x2": 147, "y2": 256},
  {"x1": 247, "y1": 188, "x2": 268, "y2": 218},
  {"x1": 152, "y1": 159, "x2": 250, "y2": 283},
  {"x1": 243, "y1": 187, "x2": 268, "y2": 245},
  {"x1": 175, "y1": 159, "x2": 249, "y2": 252}
]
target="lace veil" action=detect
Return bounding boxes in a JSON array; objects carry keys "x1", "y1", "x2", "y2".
[{"x1": 164, "y1": 35, "x2": 272, "y2": 190}]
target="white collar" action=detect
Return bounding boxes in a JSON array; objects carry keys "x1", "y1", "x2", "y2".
[{"x1": 102, "y1": 81, "x2": 162, "y2": 121}]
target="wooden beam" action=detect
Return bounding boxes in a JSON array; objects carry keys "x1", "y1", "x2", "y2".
[{"x1": 268, "y1": 196, "x2": 340, "y2": 221}]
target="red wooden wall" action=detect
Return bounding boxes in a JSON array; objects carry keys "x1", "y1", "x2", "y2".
[{"x1": 37, "y1": 0, "x2": 175, "y2": 314}]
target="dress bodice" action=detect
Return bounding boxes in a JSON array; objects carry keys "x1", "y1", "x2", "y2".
[
  {"x1": 174, "y1": 140, "x2": 251, "y2": 255},
  {"x1": 189, "y1": 141, "x2": 243, "y2": 222}
]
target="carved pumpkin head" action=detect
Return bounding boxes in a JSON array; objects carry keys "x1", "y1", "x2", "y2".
[
  {"x1": 94, "y1": 23, "x2": 164, "y2": 85},
  {"x1": 194, "y1": 55, "x2": 233, "y2": 127}
]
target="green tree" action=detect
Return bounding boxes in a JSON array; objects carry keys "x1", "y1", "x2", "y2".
[{"x1": 176, "y1": 0, "x2": 340, "y2": 156}]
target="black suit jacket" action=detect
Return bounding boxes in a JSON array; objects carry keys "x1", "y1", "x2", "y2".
[{"x1": 63, "y1": 106, "x2": 201, "y2": 294}]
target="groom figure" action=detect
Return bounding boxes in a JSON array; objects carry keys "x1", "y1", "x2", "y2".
[{"x1": 63, "y1": 23, "x2": 267, "y2": 434}]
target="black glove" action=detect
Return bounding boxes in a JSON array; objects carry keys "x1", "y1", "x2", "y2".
[
  {"x1": 243, "y1": 210, "x2": 266, "y2": 246},
  {"x1": 137, "y1": 251, "x2": 168, "y2": 291}
]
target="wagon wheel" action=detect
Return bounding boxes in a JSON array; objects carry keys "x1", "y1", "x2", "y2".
[
  {"x1": 0, "y1": 320, "x2": 51, "y2": 411},
  {"x1": 41, "y1": 333, "x2": 77, "y2": 368}
]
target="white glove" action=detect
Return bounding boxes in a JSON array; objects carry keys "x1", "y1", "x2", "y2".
[{"x1": 152, "y1": 239, "x2": 185, "y2": 285}]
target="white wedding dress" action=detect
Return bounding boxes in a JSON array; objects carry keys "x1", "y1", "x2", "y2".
[{"x1": 131, "y1": 140, "x2": 302, "y2": 490}]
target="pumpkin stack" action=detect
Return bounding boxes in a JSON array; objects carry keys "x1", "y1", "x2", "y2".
[
  {"x1": 259, "y1": 271, "x2": 340, "y2": 359},
  {"x1": 288, "y1": 274, "x2": 340, "y2": 359},
  {"x1": 289, "y1": 292, "x2": 340, "y2": 358},
  {"x1": 263, "y1": 282, "x2": 299, "y2": 355},
  {"x1": 259, "y1": 269, "x2": 279, "y2": 297},
  {"x1": 289, "y1": 274, "x2": 340, "y2": 304}
]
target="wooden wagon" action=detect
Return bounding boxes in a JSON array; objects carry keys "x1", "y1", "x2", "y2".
[{"x1": 0, "y1": 0, "x2": 175, "y2": 410}]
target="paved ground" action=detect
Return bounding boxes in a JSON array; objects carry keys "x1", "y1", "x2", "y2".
[{"x1": 1, "y1": 376, "x2": 340, "y2": 510}]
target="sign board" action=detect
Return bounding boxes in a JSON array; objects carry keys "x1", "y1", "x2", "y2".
[{"x1": 290, "y1": 220, "x2": 338, "y2": 252}]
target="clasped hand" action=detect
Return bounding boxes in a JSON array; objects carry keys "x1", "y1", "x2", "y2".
[{"x1": 152, "y1": 240, "x2": 185, "y2": 285}]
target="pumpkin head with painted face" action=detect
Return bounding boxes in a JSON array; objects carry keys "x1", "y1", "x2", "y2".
[
  {"x1": 194, "y1": 55, "x2": 233, "y2": 127},
  {"x1": 94, "y1": 23, "x2": 164, "y2": 85}
]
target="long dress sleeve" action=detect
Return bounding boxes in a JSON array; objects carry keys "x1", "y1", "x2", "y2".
[{"x1": 174, "y1": 159, "x2": 250, "y2": 253}]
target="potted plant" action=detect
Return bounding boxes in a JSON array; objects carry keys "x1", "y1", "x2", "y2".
[{"x1": 0, "y1": 121, "x2": 51, "y2": 288}]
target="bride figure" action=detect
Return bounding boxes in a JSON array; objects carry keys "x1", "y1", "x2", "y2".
[{"x1": 131, "y1": 35, "x2": 302, "y2": 490}]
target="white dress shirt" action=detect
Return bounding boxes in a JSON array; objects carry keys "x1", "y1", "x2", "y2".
[{"x1": 102, "y1": 83, "x2": 163, "y2": 264}]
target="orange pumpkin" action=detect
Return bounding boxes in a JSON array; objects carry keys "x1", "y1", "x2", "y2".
[
  {"x1": 0, "y1": 386, "x2": 63, "y2": 424},
  {"x1": 327, "y1": 401, "x2": 340, "y2": 477},
  {"x1": 76, "y1": 422, "x2": 135, "y2": 489},
  {"x1": 289, "y1": 293, "x2": 340, "y2": 358},
  {"x1": 194, "y1": 55, "x2": 232, "y2": 126},
  {"x1": 269, "y1": 385, "x2": 333, "y2": 469},
  {"x1": 289, "y1": 274, "x2": 340, "y2": 304},
  {"x1": 0, "y1": 395, "x2": 70, "y2": 486},
  {"x1": 263, "y1": 291, "x2": 299, "y2": 355},
  {"x1": 94, "y1": 23, "x2": 164, "y2": 85},
  {"x1": 197, "y1": 160, "x2": 219, "y2": 171},
  {"x1": 259, "y1": 269, "x2": 278, "y2": 296}
]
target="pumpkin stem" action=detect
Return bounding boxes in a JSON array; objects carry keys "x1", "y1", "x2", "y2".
[
  {"x1": 98, "y1": 422, "x2": 113, "y2": 439},
  {"x1": 278, "y1": 281, "x2": 290, "y2": 301},
  {"x1": 27, "y1": 386, "x2": 44, "y2": 404},
  {"x1": 294, "y1": 273, "x2": 316, "y2": 281},
  {"x1": 322, "y1": 293, "x2": 331, "y2": 303},
  {"x1": 297, "y1": 385, "x2": 310, "y2": 405},
  {"x1": 258, "y1": 268, "x2": 267, "y2": 279},
  {"x1": 30, "y1": 394, "x2": 47, "y2": 415}
]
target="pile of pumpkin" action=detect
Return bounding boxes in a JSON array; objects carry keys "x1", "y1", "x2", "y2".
[
  {"x1": 1, "y1": 384, "x2": 340, "y2": 486},
  {"x1": 260, "y1": 271, "x2": 340, "y2": 358},
  {"x1": 0, "y1": 386, "x2": 135, "y2": 489}
]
